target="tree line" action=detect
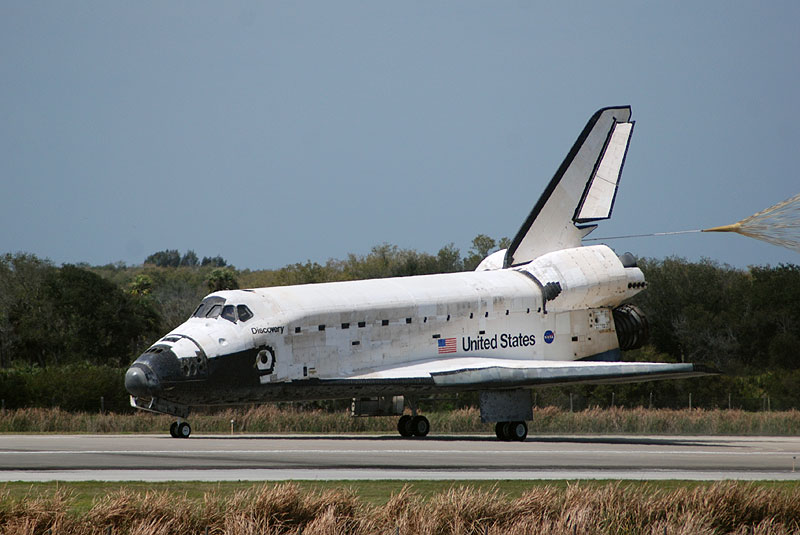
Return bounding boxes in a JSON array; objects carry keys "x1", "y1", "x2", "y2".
[
  {"x1": 631, "y1": 258, "x2": 800, "y2": 375},
  {"x1": 0, "y1": 238, "x2": 798, "y2": 411},
  {"x1": 0, "y1": 236, "x2": 506, "y2": 369}
]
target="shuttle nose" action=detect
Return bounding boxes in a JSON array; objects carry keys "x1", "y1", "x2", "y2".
[
  {"x1": 125, "y1": 366, "x2": 155, "y2": 397},
  {"x1": 126, "y1": 346, "x2": 186, "y2": 398}
]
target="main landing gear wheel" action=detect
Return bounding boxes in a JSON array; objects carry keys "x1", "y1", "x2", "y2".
[
  {"x1": 397, "y1": 415, "x2": 413, "y2": 437},
  {"x1": 410, "y1": 415, "x2": 430, "y2": 437},
  {"x1": 170, "y1": 421, "x2": 191, "y2": 438},
  {"x1": 397, "y1": 415, "x2": 430, "y2": 437},
  {"x1": 495, "y1": 421, "x2": 527, "y2": 442}
]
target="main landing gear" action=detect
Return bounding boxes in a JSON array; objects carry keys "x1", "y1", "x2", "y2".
[
  {"x1": 169, "y1": 420, "x2": 191, "y2": 438},
  {"x1": 495, "y1": 421, "x2": 528, "y2": 442},
  {"x1": 397, "y1": 414, "x2": 430, "y2": 437},
  {"x1": 397, "y1": 396, "x2": 429, "y2": 437}
]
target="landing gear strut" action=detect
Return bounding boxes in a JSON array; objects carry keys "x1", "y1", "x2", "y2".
[
  {"x1": 495, "y1": 421, "x2": 527, "y2": 441},
  {"x1": 169, "y1": 420, "x2": 191, "y2": 438}
]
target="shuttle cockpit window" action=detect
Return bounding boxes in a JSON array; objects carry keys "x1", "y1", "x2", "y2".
[
  {"x1": 189, "y1": 297, "x2": 252, "y2": 323},
  {"x1": 221, "y1": 305, "x2": 236, "y2": 323},
  {"x1": 191, "y1": 296, "x2": 227, "y2": 319},
  {"x1": 237, "y1": 305, "x2": 254, "y2": 322}
]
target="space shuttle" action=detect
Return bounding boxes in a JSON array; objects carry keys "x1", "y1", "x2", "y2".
[{"x1": 125, "y1": 106, "x2": 713, "y2": 441}]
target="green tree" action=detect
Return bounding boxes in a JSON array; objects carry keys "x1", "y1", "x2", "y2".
[
  {"x1": 743, "y1": 264, "x2": 800, "y2": 370},
  {"x1": 201, "y1": 255, "x2": 228, "y2": 268},
  {"x1": 42, "y1": 265, "x2": 161, "y2": 366},
  {"x1": 1, "y1": 254, "x2": 57, "y2": 368},
  {"x1": 150, "y1": 271, "x2": 208, "y2": 327},
  {"x1": 3, "y1": 262, "x2": 161, "y2": 367},
  {"x1": 470, "y1": 234, "x2": 496, "y2": 258},
  {"x1": 128, "y1": 274, "x2": 154, "y2": 296},
  {"x1": 436, "y1": 243, "x2": 464, "y2": 273},
  {"x1": 630, "y1": 257, "x2": 800, "y2": 373},
  {"x1": 207, "y1": 268, "x2": 239, "y2": 292},
  {"x1": 144, "y1": 249, "x2": 181, "y2": 267},
  {"x1": 180, "y1": 250, "x2": 199, "y2": 267},
  {"x1": 464, "y1": 234, "x2": 501, "y2": 270}
]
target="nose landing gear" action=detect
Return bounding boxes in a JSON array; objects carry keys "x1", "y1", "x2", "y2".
[{"x1": 169, "y1": 420, "x2": 191, "y2": 438}]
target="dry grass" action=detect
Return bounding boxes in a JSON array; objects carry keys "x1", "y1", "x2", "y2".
[
  {"x1": 1, "y1": 482, "x2": 799, "y2": 534},
  {"x1": 3, "y1": 406, "x2": 800, "y2": 436}
]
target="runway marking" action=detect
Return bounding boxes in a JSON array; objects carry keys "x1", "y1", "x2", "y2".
[
  {"x1": 2, "y1": 449, "x2": 798, "y2": 456},
  {"x1": 4, "y1": 436, "x2": 799, "y2": 481}
]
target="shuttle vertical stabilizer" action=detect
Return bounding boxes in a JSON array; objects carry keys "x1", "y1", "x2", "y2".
[{"x1": 504, "y1": 106, "x2": 634, "y2": 267}]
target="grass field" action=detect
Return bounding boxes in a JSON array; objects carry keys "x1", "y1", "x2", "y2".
[
  {"x1": 2, "y1": 480, "x2": 799, "y2": 534},
  {"x1": 3, "y1": 405, "x2": 800, "y2": 436},
  {"x1": 5, "y1": 408, "x2": 800, "y2": 532}
]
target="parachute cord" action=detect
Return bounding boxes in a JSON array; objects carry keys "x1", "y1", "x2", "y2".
[{"x1": 583, "y1": 229, "x2": 702, "y2": 242}]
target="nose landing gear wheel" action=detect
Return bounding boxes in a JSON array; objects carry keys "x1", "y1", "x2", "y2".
[
  {"x1": 177, "y1": 421, "x2": 191, "y2": 438},
  {"x1": 170, "y1": 421, "x2": 191, "y2": 438}
]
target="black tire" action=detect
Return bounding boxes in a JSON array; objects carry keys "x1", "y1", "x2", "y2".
[
  {"x1": 169, "y1": 421, "x2": 179, "y2": 438},
  {"x1": 397, "y1": 415, "x2": 413, "y2": 437},
  {"x1": 509, "y1": 421, "x2": 528, "y2": 441},
  {"x1": 411, "y1": 415, "x2": 430, "y2": 437},
  {"x1": 177, "y1": 421, "x2": 191, "y2": 438},
  {"x1": 495, "y1": 422, "x2": 505, "y2": 440},
  {"x1": 500, "y1": 421, "x2": 512, "y2": 441}
]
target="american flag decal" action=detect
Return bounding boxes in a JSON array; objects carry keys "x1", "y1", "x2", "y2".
[{"x1": 437, "y1": 337, "x2": 457, "y2": 354}]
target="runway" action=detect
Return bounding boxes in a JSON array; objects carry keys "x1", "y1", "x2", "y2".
[{"x1": 2, "y1": 434, "x2": 799, "y2": 481}]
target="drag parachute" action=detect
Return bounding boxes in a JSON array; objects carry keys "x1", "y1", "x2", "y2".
[{"x1": 703, "y1": 192, "x2": 800, "y2": 253}]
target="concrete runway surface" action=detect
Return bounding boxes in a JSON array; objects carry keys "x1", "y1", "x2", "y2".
[{"x1": 1, "y1": 434, "x2": 799, "y2": 481}]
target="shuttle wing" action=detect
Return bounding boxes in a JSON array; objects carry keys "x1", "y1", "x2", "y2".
[{"x1": 337, "y1": 357, "x2": 714, "y2": 389}]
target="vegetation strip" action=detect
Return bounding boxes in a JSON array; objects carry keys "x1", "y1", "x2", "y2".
[
  {"x1": 2, "y1": 480, "x2": 799, "y2": 534},
  {"x1": 3, "y1": 406, "x2": 800, "y2": 435},
  {"x1": 2, "y1": 251, "x2": 800, "y2": 413}
]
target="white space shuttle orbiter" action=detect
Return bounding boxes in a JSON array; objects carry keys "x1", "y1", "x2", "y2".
[{"x1": 125, "y1": 106, "x2": 713, "y2": 440}]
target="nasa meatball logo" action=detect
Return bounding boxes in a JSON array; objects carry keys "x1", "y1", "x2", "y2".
[{"x1": 544, "y1": 330, "x2": 555, "y2": 344}]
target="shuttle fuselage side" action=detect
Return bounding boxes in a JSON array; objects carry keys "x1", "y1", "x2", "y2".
[{"x1": 135, "y1": 245, "x2": 644, "y2": 406}]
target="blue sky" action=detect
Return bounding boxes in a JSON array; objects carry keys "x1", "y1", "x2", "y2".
[{"x1": 2, "y1": 2, "x2": 798, "y2": 270}]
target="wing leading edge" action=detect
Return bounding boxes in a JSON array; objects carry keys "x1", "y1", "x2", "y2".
[{"x1": 336, "y1": 357, "x2": 716, "y2": 389}]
